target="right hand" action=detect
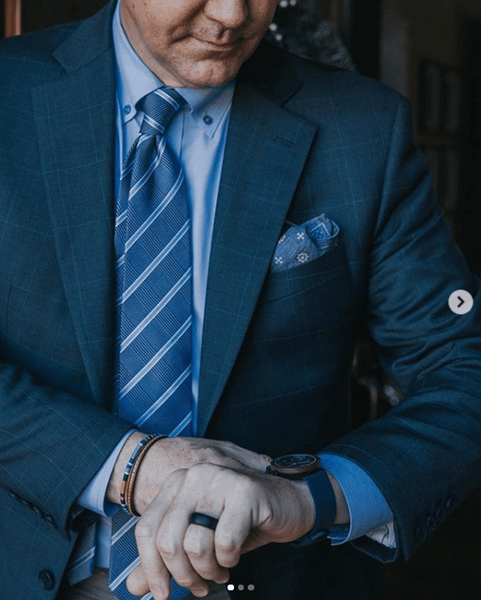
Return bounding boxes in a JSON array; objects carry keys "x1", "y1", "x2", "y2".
[{"x1": 107, "y1": 432, "x2": 271, "y2": 514}]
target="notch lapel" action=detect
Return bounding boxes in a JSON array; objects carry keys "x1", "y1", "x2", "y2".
[
  {"x1": 198, "y1": 58, "x2": 318, "y2": 435},
  {"x1": 32, "y1": 3, "x2": 117, "y2": 405}
]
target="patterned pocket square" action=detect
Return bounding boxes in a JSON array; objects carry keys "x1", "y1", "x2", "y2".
[{"x1": 271, "y1": 214, "x2": 340, "y2": 272}]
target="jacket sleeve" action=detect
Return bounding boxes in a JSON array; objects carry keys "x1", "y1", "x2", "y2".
[{"x1": 324, "y1": 96, "x2": 481, "y2": 562}]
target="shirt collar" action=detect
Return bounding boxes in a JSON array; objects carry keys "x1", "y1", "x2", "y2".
[{"x1": 112, "y1": 1, "x2": 235, "y2": 139}]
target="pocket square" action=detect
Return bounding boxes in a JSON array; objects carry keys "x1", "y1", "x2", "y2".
[{"x1": 271, "y1": 214, "x2": 340, "y2": 272}]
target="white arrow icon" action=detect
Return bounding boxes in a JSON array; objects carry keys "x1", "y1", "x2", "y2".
[{"x1": 449, "y1": 290, "x2": 474, "y2": 315}]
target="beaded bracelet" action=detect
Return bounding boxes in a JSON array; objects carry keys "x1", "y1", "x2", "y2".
[
  {"x1": 120, "y1": 435, "x2": 154, "y2": 514},
  {"x1": 125, "y1": 435, "x2": 166, "y2": 516}
]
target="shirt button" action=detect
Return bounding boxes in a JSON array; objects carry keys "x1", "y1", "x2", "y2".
[
  {"x1": 203, "y1": 115, "x2": 213, "y2": 125},
  {"x1": 124, "y1": 105, "x2": 132, "y2": 115}
]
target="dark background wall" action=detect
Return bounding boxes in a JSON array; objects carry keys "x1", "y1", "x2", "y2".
[{"x1": 20, "y1": 0, "x2": 105, "y2": 31}]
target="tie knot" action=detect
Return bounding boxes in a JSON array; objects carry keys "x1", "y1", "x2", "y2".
[{"x1": 139, "y1": 88, "x2": 186, "y2": 136}]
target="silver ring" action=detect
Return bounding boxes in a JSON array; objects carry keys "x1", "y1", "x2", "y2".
[{"x1": 189, "y1": 512, "x2": 219, "y2": 531}]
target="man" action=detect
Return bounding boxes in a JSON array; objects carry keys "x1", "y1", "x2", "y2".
[{"x1": 1, "y1": 1, "x2": 480, "y2": 600}]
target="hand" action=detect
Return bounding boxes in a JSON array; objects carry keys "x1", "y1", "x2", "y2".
[
  {"x1": 126, "y1": 462, "x2": 316, "y2": 599},
  {"x1": 107, "y1": 433, "x2": 271, "y2": 513}
]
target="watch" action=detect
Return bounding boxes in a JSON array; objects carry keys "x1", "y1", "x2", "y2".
[
  {"x1": 266, "y1": 453, "x2": 336, "y2": 547},
  {"x1": 266, "y1": 453, "x2": 320, "y2": 479}
]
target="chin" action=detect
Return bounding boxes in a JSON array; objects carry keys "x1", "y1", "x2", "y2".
[
  {"x1": 159, "y1": 52, "x2": 244, "y2": 87},
  {"x1": 173, "y1": 56, "x2": 245, "y2": 88}
]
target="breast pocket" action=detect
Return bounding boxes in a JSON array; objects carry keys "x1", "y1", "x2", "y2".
[{"x1": 253, "y1": 241, "x2": 353, "y2": 340}]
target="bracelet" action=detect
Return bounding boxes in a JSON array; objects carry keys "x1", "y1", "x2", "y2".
[
  {"x1": 125, "y1": 435, "x2": 166, "y2": 516},
  {"x1": 119, "y1": 434, "x2": 166, "y2": 516},
  {"x1": 120, "y1": 435, "x2": 154, "y2": 514}
]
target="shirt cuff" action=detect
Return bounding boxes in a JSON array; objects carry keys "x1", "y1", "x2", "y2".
[
  {"x1": 76, "y1": 429, "x2": 137, "y2": 517},
  {"x1": 320, "y1": 453, "x2": 395, "y2": 546}
]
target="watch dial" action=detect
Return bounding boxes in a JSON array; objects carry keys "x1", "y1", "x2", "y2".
[{"x1": 274, "y1": 454, "x2": 318, "y2": 468}]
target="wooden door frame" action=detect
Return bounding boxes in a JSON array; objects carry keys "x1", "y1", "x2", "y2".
[{"x1": 4, "y1": 0, "x2": 21, "y2": 37}]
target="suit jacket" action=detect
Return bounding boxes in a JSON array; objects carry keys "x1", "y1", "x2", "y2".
[{"x1": 1, "y1": 3, "x2": 481, "y2": 599}]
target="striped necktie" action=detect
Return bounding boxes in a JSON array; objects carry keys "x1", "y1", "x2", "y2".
[{"x1": 108, "y1": 87, "x2": 194, "y2": 599}]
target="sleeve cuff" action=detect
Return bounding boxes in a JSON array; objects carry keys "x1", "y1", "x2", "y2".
[
  {"x1": 320, "y1": 453, "x2": 394, "y2": 546},
  {"x1": 76, "y1": 429, "x2": 137, "y2": 517}
]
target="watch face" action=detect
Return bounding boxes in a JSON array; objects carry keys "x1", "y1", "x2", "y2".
[{"x1": 273, "y1": 454, "x2": 319, "y2": 469}]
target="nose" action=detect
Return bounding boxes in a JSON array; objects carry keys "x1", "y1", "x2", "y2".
[{"x1": 203, "y1": 0, "x2": 249, "y2": 29}]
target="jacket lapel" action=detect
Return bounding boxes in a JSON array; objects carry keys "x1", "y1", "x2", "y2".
[
  {"x1": 31, "y1": 4, "x2": 318, "y2": 424},
  {"x1": 198, "y1": 48, "x2": 318, "y2": 435},
  {"x1": 32, "y1": 3, "x2": 117, "y2": 405}
]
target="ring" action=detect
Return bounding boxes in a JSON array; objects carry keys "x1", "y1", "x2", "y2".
[{"x1": 189, "y1": 512, "x2": 219, "y2": 531}]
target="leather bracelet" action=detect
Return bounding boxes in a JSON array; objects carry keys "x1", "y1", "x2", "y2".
[
  {"x1": 124, "y1": 435, "x2": 167, "y2": 517},
  {"x1": 120, "y1": 435, "x2": 154, "y2": 514}
]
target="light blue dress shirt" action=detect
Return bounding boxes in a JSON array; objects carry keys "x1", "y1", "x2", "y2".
[{"x1": 78, "y1": 0, "x2": 394, "y2": 569}]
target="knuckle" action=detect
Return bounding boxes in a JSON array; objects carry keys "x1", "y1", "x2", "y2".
[
  {"x1": 199, "y1": 447, "x2": 223, "y2": 463},
  {"x1": 175, "y1": 576, "x2": 199, "y2": 589},
  {"x1": 219, "y1": 554, "x2": 240, "y2": 569},
  {"x1": 157, "y1": 538, "x2": 177, "y2": 559},
  {"x1": 197, "y1": 567, "x2": 219, "y2": 581},
  {"x1": 215, "y1": 538, "x2": 238, "y2": 556},
  {"x1": 150, "y1": 581, "x2": 170, "y2": 600},
  {"x1": 222, "y1": 440, "x2": 237, "y2": 452},
  {"x1": 135, "y1": 520, "x2": 153, "y2": 541},
  {"x1": 183, "y1": 540, "x2": 208, "y2": 560}
]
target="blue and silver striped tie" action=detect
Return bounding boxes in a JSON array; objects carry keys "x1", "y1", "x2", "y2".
[{"x1": 109, "y1": 87, "x2": 194, "y2": 600}]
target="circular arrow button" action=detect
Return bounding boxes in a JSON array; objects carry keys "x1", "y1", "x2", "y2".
[{"x1": 449, "y1": 290, "x2": 474, "y2": 315}]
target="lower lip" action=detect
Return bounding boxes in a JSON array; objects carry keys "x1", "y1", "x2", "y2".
[{"x1": 193, "y1": 38, "x2": 239, "y2": 51}]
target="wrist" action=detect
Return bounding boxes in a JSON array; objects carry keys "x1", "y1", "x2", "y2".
[
  {"x1": 293, "y1": 478, "x2": 317, "y2": 535},
  {"x1": 326, "y1": 470, "x2": 349, "y2": 525},
  {"x1": 107, "y1": 431, "x2": 147, "y2": 505},
  {"x1": 290, "y1": 469, "x2": 349, "y2": 547}
]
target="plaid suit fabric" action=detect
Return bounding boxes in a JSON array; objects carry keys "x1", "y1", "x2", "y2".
[{"x1": 2, "y1": 3, "x2": 481, "y2": 599}]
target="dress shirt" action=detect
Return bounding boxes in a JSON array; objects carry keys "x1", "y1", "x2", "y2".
[{"x1": 77, "y1": 0, "x2": 394, "y2": 569}]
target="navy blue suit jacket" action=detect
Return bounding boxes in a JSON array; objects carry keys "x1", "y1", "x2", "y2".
[{"x1": 1, "y1": 3, "x2": 481, "y2": 599}]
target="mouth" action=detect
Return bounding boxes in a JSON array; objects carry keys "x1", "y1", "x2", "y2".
[{"x1": 191, "y1": 36, "x2": 243, "y2": 50}]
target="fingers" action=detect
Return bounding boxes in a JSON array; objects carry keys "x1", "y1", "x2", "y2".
[
  {"x1": 130, "y1": 517, "x2": 174, "y2": 599},
  {"x1": 213, "y1": 476, "x2": 261, "y2": 568},
  {"x1": 131, "y1": 468, "x2": 218, "y2": 598},
  {"x1": 156, "y1": 502, "x2": 212, "y2": 597},
  {"x1": 159, "y1": 470, "x2": 230, "y2": 592},
  {"x1": 127, "y1": 471, "x2": 185, "y2": 600},
  {"x1": 129, "y1": 463, "x2": 274, "y2": 599},
  {"x1": 183, "y1": 513, "x2": 230, "y2": 584}
]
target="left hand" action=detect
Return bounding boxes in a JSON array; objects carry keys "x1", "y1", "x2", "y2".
[{"x1": 126, "y1": 462, "x2": 316, "y2": 599}]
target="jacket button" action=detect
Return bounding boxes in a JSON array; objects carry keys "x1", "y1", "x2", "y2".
[{"x1": 38, "y1": 570, "x2": 56, "y2": 590}]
